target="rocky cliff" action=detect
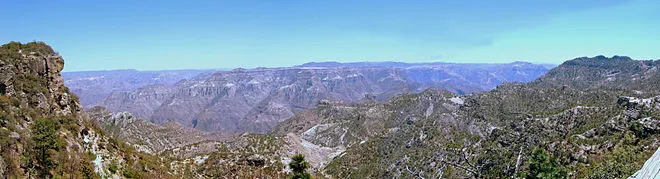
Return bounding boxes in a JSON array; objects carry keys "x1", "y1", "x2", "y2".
[
  {"x1": 0, "y1": 42, "x2": 180, "y2": 178},
  {"x1": 0, "y1": 42, "x2": 79, "y2": 116}
]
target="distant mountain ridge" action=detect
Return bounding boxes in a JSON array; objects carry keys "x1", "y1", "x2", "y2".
[
  {"x1": 533, "y1": 55, "x2": 660, "y2": 95},
  {"x1": 85, "y1": 61, "x2": 551, "y2": 133},
  {"x1": 299, "y1": 61, "x2": 556, "y2": 68},
  {"x1": 63, "y1": 69, "x2": 215, "y2": 107}
]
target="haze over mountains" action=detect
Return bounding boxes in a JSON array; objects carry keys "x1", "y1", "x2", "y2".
[
  {"x1": 63, "y1": 69, "x2": 215, "y2": 107},
  {"x1": 64, "y1": 61, "x2": 552, "y2": 133}
]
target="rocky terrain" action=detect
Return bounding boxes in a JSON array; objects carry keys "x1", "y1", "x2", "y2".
[
  {"x1": 4, "y1": 41, "x2": 658, "y2": 178},
  {"x1": 0, "y1": 42, "x2": 181, "y2": 178},
  {"x1": 86, "y1": 106, "x2": 229, "y2": 155},
  {"x1": 86, "y1": 54, "x2": 660, "y2": 178},
  {"x1": 268, "y1": 55, "x2": 660, "y2": 178},
  {"x1": 94, "y1": 61, "x2": 550, "y2": 133},
  {"x1": 63, "y1": 69, "x2": 213, "y2": 107}
]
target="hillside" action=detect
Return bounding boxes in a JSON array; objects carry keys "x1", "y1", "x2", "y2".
[
  {"x1": 94, "y1": 61, "x2": 550, "y2": 133},
  {"x1": 87, "y1": 55, "x2": 660, "y2": 178},
  {"x1": 0, "y1": 42, "x2": 182, "y2": 178},
  {"x1": 270, "y1": 56, "x2": 660, "y2": 178},
  {"x1": 4, "y1": 41, "x2": 658, "y2": 178}
]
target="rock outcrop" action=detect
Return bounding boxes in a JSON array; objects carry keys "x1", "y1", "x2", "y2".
[
  {"x1": 0, "y1": 42, "x2": 177, "y2": 178},
  {"x1": 0, "y1": 42, "x2": 80, "y2": 116}
]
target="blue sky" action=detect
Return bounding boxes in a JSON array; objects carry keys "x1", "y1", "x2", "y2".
[{"x1": 2, "y1": 0, "x2": 659, "y2": 71}]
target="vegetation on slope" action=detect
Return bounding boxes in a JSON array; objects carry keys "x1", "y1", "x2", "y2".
[
  {"x1": 277, "y1": 56, "x2": 660, "y2": 178},
  {"x1": 0, "y1": 42, "x2": 181, "y2": 178},
  {"x1": 7, "y1": 41, "x2": 656, "y2": 178}
]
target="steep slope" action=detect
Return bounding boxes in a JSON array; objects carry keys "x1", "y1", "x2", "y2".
[
  {"x1": 97, "y1": 62, "x2": 550, "y2": 133},
  {"x1": 271, "y1": 56, "x2": 660, "y2": 178},
  {"x1": 63, "y1": 69, "x2": 213, "y2": 107},
  {"x1": 86, "y1": 106, "x2": 232, "y2": 155},
  {"x1": 0, "y1": 41, "x2": 91, "y2": 178},
  {"x1": 99, "y1": 84, "x2": 176, "y2": 119},
  {"x1": 0, "y1": 42, "x2": 179, "y2": 178}
]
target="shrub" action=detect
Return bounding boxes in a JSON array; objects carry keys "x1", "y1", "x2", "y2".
[
  {"x1": 526, "y1": 148, "x2": 568, "y2": 179},
  {"x1": 629, "y1": 121, "x2": 649, "y2": 138},
  {"x1": 108, "y1": 163, "x2": 118, "y2": 174},
  {"x1": 1, "y1": 41, "x2": 55, "y2": 56},
  {"x1": 0, "y1": 96, "x2": 10, "y2": 109}
]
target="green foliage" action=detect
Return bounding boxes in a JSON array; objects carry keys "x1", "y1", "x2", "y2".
[
  {"x1": 82, "y1": 163, "x2": 98, "y2": 179},
  {"x1": 576, "y1": 132, "x2": 652, "y2": 178},
  {"x1": 87, "y1": 151, "x2": 97, "y2": 160},
  {"x1": 0, "y1": 96, "x2": 10, "y2": 110},
  {"x1": 442, "y1": 165, "x2": 454, "y2": 178},
  {"x1": 31, "y1": 118, "x2": 63, "y2": 177},
  {"x1": 197, "y1": 136, "x2": 287, "y2": 178},
  {"x1": 13, "y1": 74, "x2": 49, "y2": 95},
  {"x1": 289, "y1": 154, "x2": 311, "y2": 179},
  {"x1": 525, "y1": 148, "x2": 568, "y2": 179},
  {"x1": 123, "y1": 167, "x2": 139, "y2": 178},
  {"x1": 60, "y1": 115, "x2": 80, "y2": 133},
  {"x1": 1, "y1": 41, "x2": 55, "y2": 56},
  {"x1": 629, "y1": 121, "x2": 648, "y2": 138}
]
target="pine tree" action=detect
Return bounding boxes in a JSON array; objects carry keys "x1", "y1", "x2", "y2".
[
  {"x1": 526, "y1": 148, "x2": 568, "y2": 179},
  {"x1": 32, "y1": 118, "x2": 62, "y2": 177},
  {"x1": 289, "y1": 154, "x2": 311, "y2": 179}
]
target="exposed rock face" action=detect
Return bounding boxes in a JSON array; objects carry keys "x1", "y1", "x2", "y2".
[
  {"x1": 0, "y1": 42, "x2": 81, "y2": 117},
  {"x1": 0, "y1": 42, "x2": 89, "y2": 178},
  {"x1": 0, "y1": 42, "x2": 186, "y2": 178},
  {"x1": 99, "y1": 84, "x2": 176, "y2": 119},
  {"x1": 95, "y1": 62, "x2": 550, "y2": 133},
  {"x1": 63, "y1": 69, "x2": 213, "y2": 107}
]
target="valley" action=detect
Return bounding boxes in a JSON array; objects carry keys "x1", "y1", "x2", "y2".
[
  {"x1": 71, "y1": 61, "x2": 550, "y2": 133},
  {"x1": 2, "y1": 42, "x2": 659, "y2": 178}
]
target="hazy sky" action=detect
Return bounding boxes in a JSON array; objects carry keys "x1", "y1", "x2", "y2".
[{"x1": 2, "y1": 0, "x2": 659, "y2": 72}]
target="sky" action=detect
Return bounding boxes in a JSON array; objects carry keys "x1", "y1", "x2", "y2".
[{"x1": 1, "y1": 0, "x2": 659, "y2": 72}]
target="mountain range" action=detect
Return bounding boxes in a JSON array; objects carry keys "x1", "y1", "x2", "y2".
[
  {"x1": 2, "y1": 42, "x2": 659, "y2": 178},
  {"x1": 63, "y1": 69, "x2": 214, "y2": 107},
  {"x1": 70, "y1": 61, "x2": 551, "y2": 133},
  {"x1": 90, "y1": 55, "x2": 660, "y2": 178}
]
